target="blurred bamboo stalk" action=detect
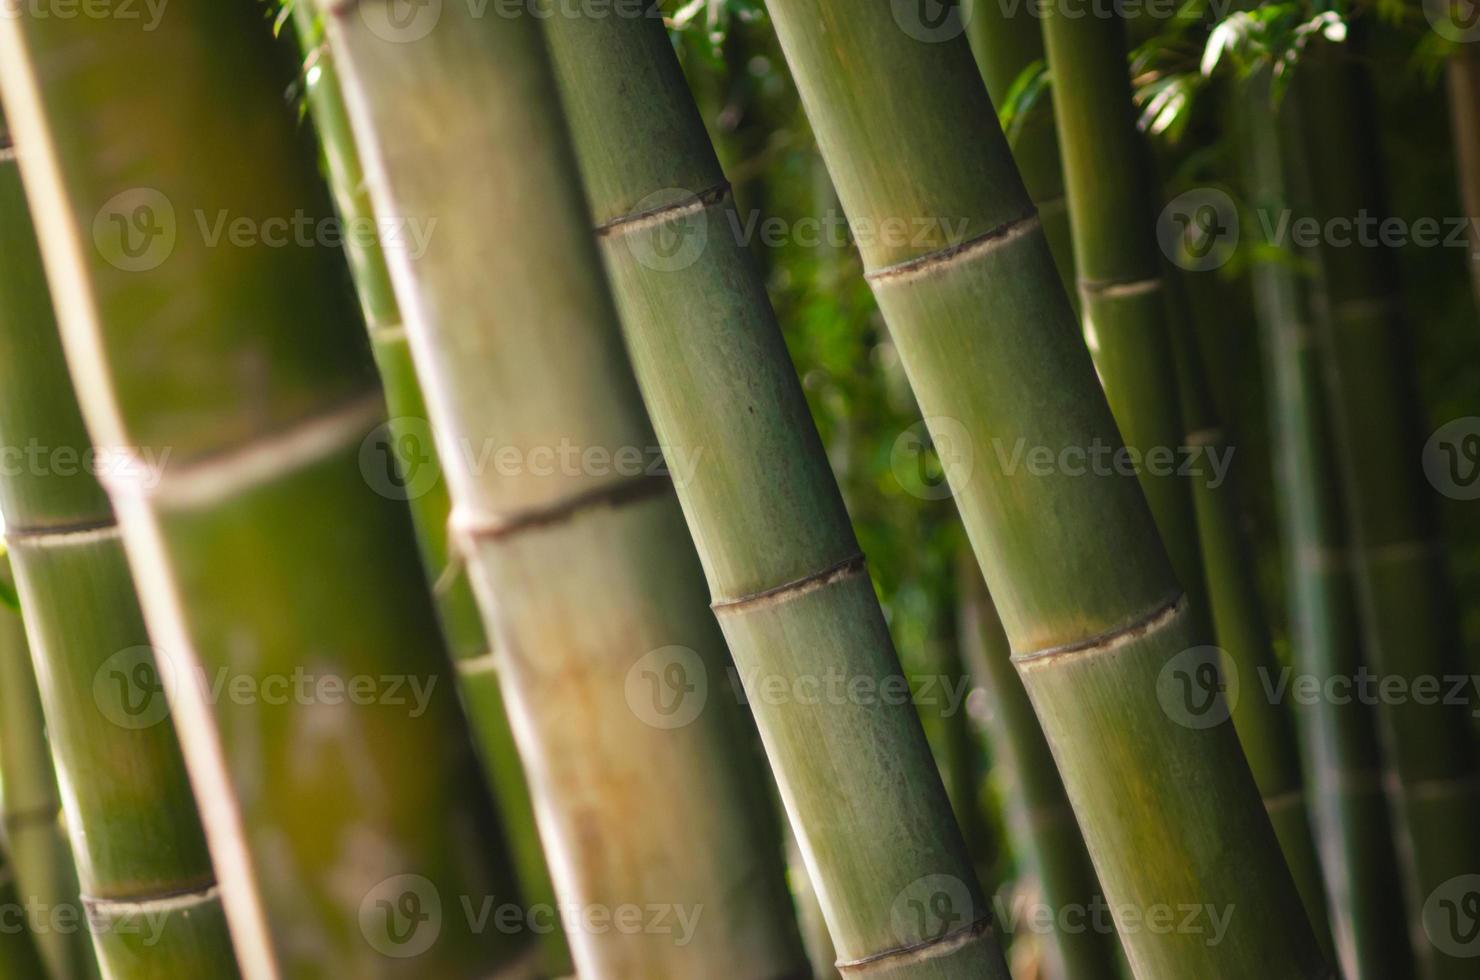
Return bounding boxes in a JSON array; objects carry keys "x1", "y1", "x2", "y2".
[
  {"x1": 312, "y1": 3, "x2": 807, "y2": 975},
  {"x1": 0, "y1": 5, "x2": 534, "y2": 976},
  {"x1": 0, "y1": 575, "x2": 95, "y2": 980},
  {"x1": 1293, "y1": 36, "x2": 1480, "y2": 980},
  {"x1": 757, "y1": 2, "x2": 1329, "y2": 975},
  {"x1": 0, "y1": 114, "x2": 238, "y2": 978},
  {"x1": 1448, "y1": 50, "x2": 1480, "y2": 309},
  {"x1": 543, "y1": 11, "x2": 1007, "y2": 976},
  {"x1": 287, "y1": 12, "x2": 568, "y2": 975},
  {"x1": 1239, "y1": 66, "x2": 1415, "y2": 979}
]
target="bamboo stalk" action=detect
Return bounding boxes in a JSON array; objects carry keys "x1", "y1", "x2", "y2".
[
  {"x1": 0, "y1": 577, "x2": 95, "y2": 980},
  {"x1": 541, "y1": 11, "x2": 1007, "y2": 977},
  {"x1": 956, "y1": 552, "x2": 1119, "y2": 980},
  {"x1": 965, "y1": 2, "x2": 1074, "y2": 295},
  {"x1": 0, "y1": 5, "x2": 534, "y2": 976},
  {"x1": 1291, "y1": 35, "x2": 1480, "y2": 980},
  {"x1": 757, "y1": 3, "x2": 1330, "y2": 976},
  {"x1": 0, "y1": 115, "x2": 239, "y2": 979},
  {"x1": 312, "y1": 4, "x2": 807, "y2": 976},
  {"x1": 287, "y1": 13, "x2": 568, "y2": 975},
  {"x1": 1038, "y1": 5, "x2": 1213, "y2": 639},
  {"x1": 1239, "y1": 65, "x2": 1416, "y2": 979},
  {"x1": 1448, "y1": 50, "x2": 1480, "y2": 309}
]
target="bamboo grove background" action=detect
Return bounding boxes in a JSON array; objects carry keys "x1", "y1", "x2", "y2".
[{"x1": 0, "y1": 0, "x2": 1474, "y2": 978}]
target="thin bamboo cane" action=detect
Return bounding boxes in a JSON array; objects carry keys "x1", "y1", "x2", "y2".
[
  {"x1": 965, "y1": 2, "x2": 1074, "y2": 296},
  {"x1": 312, "y1": 4, "x2": 807, "y2": 976},
  {"x1": 956, "y1": 552, "x2": 1119, "y2": 980},
  {"x1": 0, "y1": 582, "x2": 95, "y2": 980},
  {"x1": 0, "y1": 118, "x2": 239, "y2": 979},
  {"x1": 287, "y1": 14, "x2": 568, "y2": 974},
  {"x1": 1037, "y1": 5, "x2": 1213, "y2": 640},
  {"x1": 542, "y1": 11, "x2": 1007, "y2": 977},
  {"x1": 1291, "y1": 36, "x2": 1480, "y2": 980},
  {"x1": 1448, "y1": 51, "x2": 1480, "y2": 309},
  {"x1": 0, "y1": 5, "x2": 534, "y2": 977},
  {"x1": 1164, "y1": 279, "x2": 1331, "y2": 944},
  {"x1": 757, "y1": 2, "x2": 1330, "y2": 976},
  {"x1": 1239, "y1": 66, "x2": 1416, "y2": 979}
]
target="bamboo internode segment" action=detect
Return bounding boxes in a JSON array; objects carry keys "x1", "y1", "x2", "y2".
[
  {"x1": 545, "y1": 11, "x2": 1009, "y2": 977},
  {"x1": 0, "y1": 4, "x2": 534, "y2": 976},
  {"x1": 315, "y1": 4, "x2": 808, "y2": 975}
]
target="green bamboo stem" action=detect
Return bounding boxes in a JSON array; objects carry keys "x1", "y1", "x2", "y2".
[
  {"x1": 1449, "y1": 50, "x2": 1480, "y2": 309},
  {"x1": 1292, "y1": 36, "x2": 1480, "y2": 980},
  {"x1": 288, "y1": 13, "x2": 568, "y2": 974},
  {"x1": 1239, "y1": 66, "x2": 1416, "y2": 979},
  {"x1": 758, "y1": 3, "x2": 1329, "y2": 976},
  {"x1": 0, "y1": 116, "x2": 238, "y2": 979},
  {"x1": 956, "y1": 552, "x2": 1119, "y2": 980},
  {"x1": 1038, "y1": 5, "x2": 1213, "y2": 642},
  {"x1": 0, "y1": 6, "x2": 533, "y2": 977},
  {"x1": 542, "y1": 12, "x2": 1007, "y2": 977},
  {"x1": 0, "y1": 581, "x2": 95, "y2": 980},
  {"x1": 965, "y1": 3, "x2": 1074, "y2": 296},
  {"x1": 1164, "y1": 279, "x2": 1331, "y2": 945},
  {"x1": 312, "y1": 4, "x2": 806, "y2": 976}
]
